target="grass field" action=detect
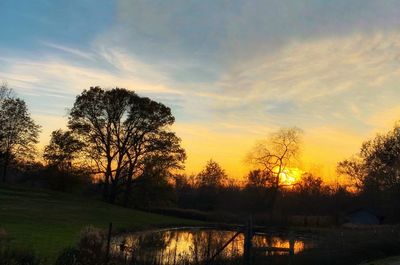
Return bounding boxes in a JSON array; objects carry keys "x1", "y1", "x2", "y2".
[{"x1": 0, "y1": 184, "x2": 200, "y2": 263}]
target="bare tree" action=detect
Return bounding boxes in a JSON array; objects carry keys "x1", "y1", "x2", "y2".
[
  {"x1": 246, "y1": 127, "x2": 303, "y2": 209},
  {"x1": 247, "y1": 127, "x2": 303, "y2": 189}
]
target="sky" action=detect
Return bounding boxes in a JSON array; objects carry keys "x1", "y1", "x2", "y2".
[{"x1": 1, "y1": 0, "x2": 400, "y2": 181}]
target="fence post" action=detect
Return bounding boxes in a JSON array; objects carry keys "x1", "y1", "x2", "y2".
[
  {"x1": 243, "y1": 216, "x2": 253, "y2": 265},
  {"x1": 105, "y1": 222, "x2": 113, "y2": 264},
  {"x1": 288, "y1": 231, "x2": 294, "y2": 265}
]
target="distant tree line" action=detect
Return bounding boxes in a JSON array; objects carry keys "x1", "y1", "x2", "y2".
[{"x1": 173, "y1": 159, "x2": 348, "y2": 220}]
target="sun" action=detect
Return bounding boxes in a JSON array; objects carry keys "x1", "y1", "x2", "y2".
[{"x1": 279, "y1": 167, "x2": 303, "y2": 186}]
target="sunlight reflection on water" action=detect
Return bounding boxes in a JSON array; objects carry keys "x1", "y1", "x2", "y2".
[{"x1": 112, "y1": 229, "x2": 310, "y2": 264}]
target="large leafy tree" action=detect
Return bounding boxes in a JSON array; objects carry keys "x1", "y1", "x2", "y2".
[
  {"x1": 0, "y1": 87, "x2": 40, "y2": 182},
  {"x1": 338, "y1": 124, "x2": 400, "y2": 193},
  {"x1": 68, "y1": 87, "x2": 186, "y2": 204}
]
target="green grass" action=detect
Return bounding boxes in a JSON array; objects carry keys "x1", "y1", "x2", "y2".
[{"x1": 0, "y1": 184, "x2": 200, "y2": 263}]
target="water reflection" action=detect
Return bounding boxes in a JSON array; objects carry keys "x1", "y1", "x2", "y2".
[{"x1": 112, "y1": 229, "x2": 310, "y2": 264}]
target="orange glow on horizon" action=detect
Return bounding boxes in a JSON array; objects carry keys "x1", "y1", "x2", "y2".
[{"x1": 35, "y1": 118, "x2": 400, "y2": 188}]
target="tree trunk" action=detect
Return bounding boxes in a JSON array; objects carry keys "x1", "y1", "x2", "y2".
[
  {"x1": 267, "y1": 186, "x2": 279, "y2": 212},
  {"x1": 108, "y1": 179, "x2": 118, "y2": 204},
  {"x1": 102, "y1": 173, "x2": 110, "y2": 201},
  {"x1": 103, "y1": 156, "x2": 112, "y2": 201},
  {"x1": 2, "y1": 164, "x2": 6, "y2": 183},
  {"x1": 2, "y1": 152, "x2": 9, "y2": 183},
  {"x1": 123, "y1": 172, "x2": 133, "y2": 207}
]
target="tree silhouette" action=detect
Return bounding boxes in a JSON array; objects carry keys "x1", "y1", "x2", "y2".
[
  {"x1": 43, "y1": 129, "x2": 84, "y2": 170},
  {"x1": 247, "y1": 127, "x2": 302, "y2": 189},
  {"x1": 0, "y1": 96, "x2": 40, "y2": 182},
  {"x1": 246, "y1": 169, "x2": 274, "y2": 188},
  {"x1": 337, "y1": 156, "x2": 366, "y2": 191},
  {"x1": 68, "y1": 87, "x2": 185, "y2": 204},
  {"x1": 296, "y1": 173, "x2": 326, "y2": 197},
  {"x1": 196, "y1": 159, "x2": 227, "y2": 188},
  {"x1": 246, "y1": 127, "x2": 303, "y2": 209},
  {"x1": 338, "y1": 124, "x2": 400, "y2": 193},
  {"x1": 0, "y1": 82, "x2": 13, "y2": 102}
]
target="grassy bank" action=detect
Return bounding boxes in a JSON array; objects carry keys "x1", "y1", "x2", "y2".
[{"x1": 0, "y1": 184, "x2": 200, "y2": 262}]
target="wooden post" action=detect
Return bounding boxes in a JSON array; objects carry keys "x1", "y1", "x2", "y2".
[
  {"x1": 243, "y1": 216, "x2": 253, "y2": 265},
  {"x1": 288, "y1": 231, "x2": 294, "y2": 265},
  {"x1": 105, "y1": 222, "x2": 113, "y2": 264}
]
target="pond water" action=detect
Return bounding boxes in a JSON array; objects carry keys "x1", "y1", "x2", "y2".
[{"x1": 111, "y1": 228, "x2": 314, "y2": 264}]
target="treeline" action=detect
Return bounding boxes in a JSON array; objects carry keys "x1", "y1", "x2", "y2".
[
  {"x1": 2, "y1": 84, "x2": 400, "y2": 222},
  {"x1": 172, "y1": 163, "x2": 352, "y2": 218}
]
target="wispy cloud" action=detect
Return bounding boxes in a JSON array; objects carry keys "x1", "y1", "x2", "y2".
[
  {"x1": 0, "y1": 47, "x2": 187, "y2": 150},
  {"x1": 41, "y1": 41, "x2": 95, "y2": 60},
  {"x1": 214, "y1": 32, "x2": 400, "y2": 129}
]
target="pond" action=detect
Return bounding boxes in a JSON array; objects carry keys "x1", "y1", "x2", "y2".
[{"x1": 111, "y1": 228, "x2": 315, "y2": 264}]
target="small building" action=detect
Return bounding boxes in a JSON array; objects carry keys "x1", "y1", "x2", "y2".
[{"x1": 345, "y1": 209, "x2": 383, "y2": 225}]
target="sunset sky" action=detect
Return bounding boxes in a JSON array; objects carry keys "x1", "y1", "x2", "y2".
[{"x1": 1, "y1": 1, "x2": 400, "y2": 181}]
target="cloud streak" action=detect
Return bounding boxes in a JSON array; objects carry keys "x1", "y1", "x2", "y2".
[{"x1": 215, "y1": 32, "x2": 400, "y2": 129}]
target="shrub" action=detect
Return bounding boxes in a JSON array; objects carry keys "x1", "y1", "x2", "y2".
[
  {"x1": 56, "y1": 226, "x2": 107, "y2": 265},
  {"x1": 77, "y1": 226, "x2": 106, "y2": 265}
]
